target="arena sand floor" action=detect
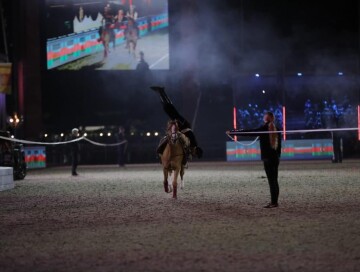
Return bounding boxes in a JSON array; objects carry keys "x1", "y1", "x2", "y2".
[{"x1": 0, "y1": 160, "x2": 359, "y2": 272}]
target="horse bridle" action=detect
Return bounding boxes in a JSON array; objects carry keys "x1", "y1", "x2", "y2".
[
  {"x1": 165, "y1": 133, "x2": 184, "y2": 159},
  {"x1": 170, "y1": 132, "x2": 178, "y2": 144}
]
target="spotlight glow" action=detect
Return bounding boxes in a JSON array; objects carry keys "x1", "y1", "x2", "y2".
[
  {"x1": 100, "y1": 133, "x2": 103, "y2": 137},
  {"x1": 9, "y1": 118, "x2": 14, "y2": 123},
  {"x1": 154, "y1": 132, "x2": 159, "y2": 136},
  {"x1": 11, "y1": 135, "x2": 14, "y2": 139},
  {"x1": 60, "y1": 133, "x2": 64, "y2": 137},
  {"x1": 84, "y1": 133, "x2": 88, "y2": 137},
  {"x1": 44, "y1": 134, "x2": 48, "y2": 138},
  {"x1": 297, "y1": 72, "x2": 302, "y2": 77},
  {"x1": 146, "y1": 132, "x2": 151, "y2": 137},
  {"x1": 255, "y1": 73, "x2": 260, "y2": 77},
  {"x1": 262, "y1": 90, "x2": 266, "y2": 94},
  {"x1": 107, "y1": 132, "x2": 111, "y2": 137},
  {"x1": 338, "y1": 72, "x2": 344, "y2": 76}
]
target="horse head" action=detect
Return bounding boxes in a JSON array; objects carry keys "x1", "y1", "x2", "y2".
[{"x1": 167, "y1": 120, "x2": 180, "y2": 145}]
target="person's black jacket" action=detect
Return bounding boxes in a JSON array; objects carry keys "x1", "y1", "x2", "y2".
[{"x1": 229, "y1": 122, "x2": 282, "y2": 160}]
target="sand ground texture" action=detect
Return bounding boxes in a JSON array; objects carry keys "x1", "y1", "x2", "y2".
[{"x1": 1, "y1": 161, "x2": 359, "y2": 272}]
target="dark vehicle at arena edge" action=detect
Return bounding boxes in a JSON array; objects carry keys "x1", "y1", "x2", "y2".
[{"x1": 0, "y1": 131, "x2": 27, "y2": 180}]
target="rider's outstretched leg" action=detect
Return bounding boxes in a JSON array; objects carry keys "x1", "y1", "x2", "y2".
[{"x1": 150, "y1": 86, "x2": 172, "y2": 104}]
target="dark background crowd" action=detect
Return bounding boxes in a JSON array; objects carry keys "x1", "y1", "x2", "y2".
[
  {"x1": 304, "y1": 96, "x2": 357, "y2": 129},
  {"x1": 237, "y1": 102, "x2": 283, "y2": 129}
]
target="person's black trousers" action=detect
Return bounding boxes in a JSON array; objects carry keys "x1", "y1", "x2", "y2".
[
  {"x1": 263, "y1": 156, "x2": 280, "y2": 204},
  {"x1": 118, "y1": 145, "x2": 126, "y2": 166},
  {"x1": 163, "y1": 103, "x2": 189, "y2": 127},
  {"x1": 332, "y1": 135, "x2": 342, "y2": 163},
  {"x1": 72, "y1": 152, "x2": 78, "y2": 175}
]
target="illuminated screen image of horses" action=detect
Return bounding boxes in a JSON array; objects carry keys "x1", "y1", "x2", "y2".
[{"x1": 45, "y1": 0, "x2": 169, "y2": 70}]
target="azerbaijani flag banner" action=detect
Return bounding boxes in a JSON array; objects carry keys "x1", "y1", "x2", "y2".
[{"x1": 0, "y1": 63, "x2": 12, "y2": 94}]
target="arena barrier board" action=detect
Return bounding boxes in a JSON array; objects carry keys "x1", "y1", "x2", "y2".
[
  {"x1": 227, "y1": 139, "x2": 333, "y2": 161},
  {"x1": 24, "y1": 146, "x2": 46, "y2": 169}
]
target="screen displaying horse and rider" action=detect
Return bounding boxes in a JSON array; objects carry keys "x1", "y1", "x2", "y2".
[{"x1": 45, "y1": 0, "x2": 169, "y2": 70}]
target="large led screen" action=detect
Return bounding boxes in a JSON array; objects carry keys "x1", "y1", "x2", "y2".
[{"x1": 45, "y1": 0, "x2": 169, "y2": 70}]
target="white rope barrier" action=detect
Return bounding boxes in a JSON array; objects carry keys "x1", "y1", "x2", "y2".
[
  {"x1": 83, "y1": 138, "x2": 127, "y2": 147},
  {"x1": 0, "y1": 135, "x2": 128, "y2": 147},
  {"x1": 226, "y1": 134, "x2": 259, "y2": 146},
  {"x1": 0, "y1": 135, "x2": 85, "y2": 145}
]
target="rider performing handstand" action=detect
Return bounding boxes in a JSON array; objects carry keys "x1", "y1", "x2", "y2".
[{"x1": 150, "y1": 86, "x2": 203, "y2": 159}]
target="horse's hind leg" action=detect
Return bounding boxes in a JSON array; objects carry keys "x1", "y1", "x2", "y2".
[
  {"x1": 180, "y1": 165, "x2": 185, "y2": 189},
  {"x1": 103, "y1": 43, "x2": 108, "y2": 58}
]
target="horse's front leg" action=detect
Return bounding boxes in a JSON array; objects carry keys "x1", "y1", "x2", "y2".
[
  {"x1": 163, "y1": 167, "x2": 169, "y2": 193},
  {"x1": 172, "y1": 169, "x2": 179, "y2": 199}
]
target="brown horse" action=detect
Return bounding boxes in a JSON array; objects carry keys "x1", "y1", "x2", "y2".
[
  {"x1": 160, "y1": 121, "x2": 189, "y2": 199},
  {"x1": 101, "y1": 27, "x2": 111, "y2": 59},
  {"x1": 124, "y1": 18, "x2": 139, "y2": 58}
]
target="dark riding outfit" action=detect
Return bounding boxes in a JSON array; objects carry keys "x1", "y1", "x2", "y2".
[
  {"x1": 151, "y1": 86, "x2": 203, "y2": 159},
  {"x1": 98, "y1": 7, "x2": 115, "y2": 46},
  {"x1": 229, "y1": 122, "x2": 282, "y2": 207},
  {"x1": 70, "y1": 132, "x2": 80, "y2": 176}
]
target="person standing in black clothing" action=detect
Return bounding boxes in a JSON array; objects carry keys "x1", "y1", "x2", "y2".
[
  {"x1": 150, "y1": 86, "x2": 203, "y2": 159},
  {"x1": 116, "y1": 126, "x2": 127, "y2": 167},
  {"x1": 331, "y1": 131, "x2": 342, "y2": 163},
  {"x1": 136, "y1": 51, "x2": 149, "y2": 72},
  {"x1": 71, "y1": 128, "x2": 80, "y2": 176},
  {"x1": 331, "y1": 115, "x2": 343, "y2": 163},
  {"x1": 227, "y1": 112, "x2": 282, "y2": 208}
]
